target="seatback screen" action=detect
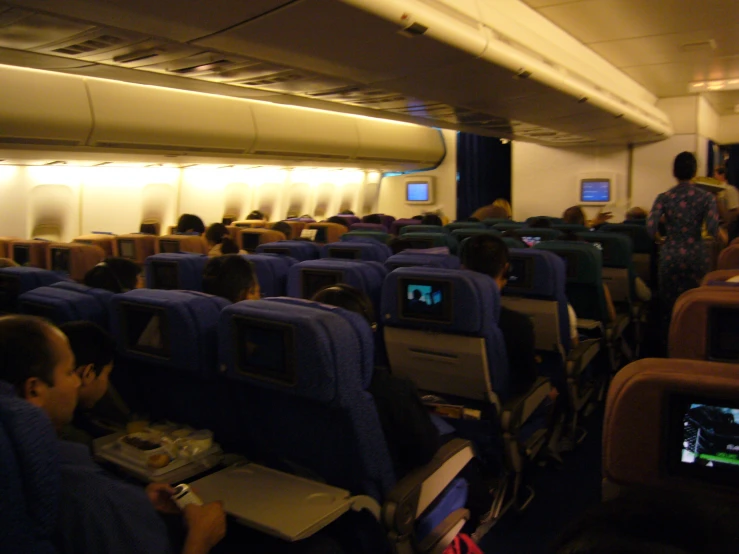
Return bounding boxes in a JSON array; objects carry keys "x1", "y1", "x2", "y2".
[
  {"x1": 120, "y1": 304, "x2": 170, "y2": 359},
  {"x1": 558, "y1": 253, "x2": 578, "y2": 280},
  {"x1": 580, "y1": 179, "x2": 610, "y2": 203},
  {"x1": 50, "y1": 248, "x2": 70, "y2": 274},
  {"x1": 314, "y1": 227, "x2": 328, "y2": 243},
  {"x1": 407, "y1": 182, "x2": 429, "y2": 202},
  {"x1": 13, "y1": 246, "x2": 29, "y2": 266},
  {"x1": 241, "y1": 233, "x2": 261, "y2": 252},
  {"x1": 118, "y1": 239, "x2": 136, "y2": 260},
  {"x1": 709, "y1": 308, "x2": 739, "y2": 362},
  {"x1": 233, "y1": 316, "x2": 296, "y2": 385},
  {"x1": 140, "y1": 223, "x2": 157, "y2": 235},
  {"x1": 301, "y1": 270, "x2": 342, "y2": 299},
  {"x1": 0, "y1": 275, "x2": 19, "y2": 313},
  {"x1": 521, "y1": 236, "x2": 541, "y2": 248},
  {"x1": 160, "y1": 240, "x2": 180, "y2": 254},
  {"x1": 506, "y1": 257, "x2": 533, "y2": 290},
  {"x1": 151, "y1": 262, "x2": 179, "y2": 290},
  {"x1": 400, "y1": 279, "x2": 452, "y2": 323},
  {"x1": 328, "y1": 248, "x2": 360, "y2": 260}
]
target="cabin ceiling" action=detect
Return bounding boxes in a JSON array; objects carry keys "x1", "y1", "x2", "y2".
[
  {"x1": 0, "y1": 0, "x2": 691, "y2": 146},
  {"x1": 522, "y1": 0, "x2": 739, "y2": 114}
]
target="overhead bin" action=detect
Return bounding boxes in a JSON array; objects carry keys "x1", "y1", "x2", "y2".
[
  {"x1": 0, "y1": 65, "x2": 92, "y2": 146},
  {"x1": 86, "y1": 79, "x2": 256, "y2": 154},
  {"x1": 355, "y1": 118, "x2": 444, "y2": 165}
]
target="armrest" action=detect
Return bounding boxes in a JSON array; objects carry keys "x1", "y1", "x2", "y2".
[
  {"x1": 382, "y1": 438, "x2": 474, "y2": 537},
  {"x1": 566, "y1": 338, "x2": 601, "y2": 376},
  {"x1": 500, "y1": 377, "x2": 551, "y2": 433}
]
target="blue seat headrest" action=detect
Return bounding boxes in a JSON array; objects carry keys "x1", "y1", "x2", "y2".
[
  {"x1": 18, "y1": 287, "x2": 109, "y2": 328},
  {"x1": 145, "y1": 253, "x2": 210, "y2": 291},
  {"x1": 256, "y1": 241, "x2": 320, "y2": 261},
  {"x1": 242, "y1": 254, "x2": 297, "y2": 298},
  {"x1": 321, "y1": 242, "x2": 391, "y2": 263}
]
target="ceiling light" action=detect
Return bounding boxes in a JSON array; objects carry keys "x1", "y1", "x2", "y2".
[{"x1": 689, "y1": 79, "x2": 739, "y2": 92}]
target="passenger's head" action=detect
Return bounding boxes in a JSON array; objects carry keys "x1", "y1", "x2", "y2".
[
  {"x1": 673, "y1": 151, "x2": 697, "y2": 182},
  {"x1": 714, "y1": 165, "x2": 728, "y2": 183},
  {"x1": 0, "y1": 315, "x2": 79, "y2": 430},
  {"x1": 176, "y1": 213, "x2": 205, "y2": 235},
  {"x1": 563, "y1": 206, "x2": 587, "y2": 226},
  {"x1": 0, "y1": 258, "x2": 19, "y2": 268},
  {"x1": 412, "y1": 215, "x2": 424, "y2": 221},
  {"x1": 59, "y1": 321, "x2": 116, "y2": 410},
  {"x1": 421, "y1": 213, "x2": 443, "y2": 226},
  {"x1": 202, "y1": 254, "x2": 260, "y2": 303},
  {"x1": 530, "y1": 217, "x2": 552, "y2": 229},
  {"x1": 388, "y1": 237, "x2": 416, "y2": 255},
  {"x1": 205, "y1": 223, "x2": 239, "y2": 254},
  {"x1": 493, "y1": 198, "x2": 512, "y2": 219},
  {"x1": 326, "y1": 216, "x2": 349, "y2": 229},
  {"x1": 84, "y1": 257, "x2": 142, "y2": 293},
  {"x1": 625, "y1": 207, "x2": 648, "y2": 221},
  {"x1": 362, "y1": 214, "x2": 383, "y2": 225},
  {"x1": 461, "y1": 235, "x2": 510, "y2": 289},
  {"x1": 271, "y1": 221, "x2": 292, "y2": 239},
  {"x1": 339, "y1": 209, "x2": 355, "y2": 215},
  {"x1": 311, "y1": 284, "x2": 377, "y2": 332},
  {"x1": 246, "y1": 210, "x2": 266, "y2": 221}
]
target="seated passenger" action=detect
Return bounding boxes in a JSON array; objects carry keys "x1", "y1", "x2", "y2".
[
  {"x1": 470, "y1": 204, "x2": 510, "y2": 222},
  {"x1": 202, "y1": 254, "x2": 260, "y2": 303},
  {"x1": 420, "y1": 213, "x2": 443, "y2": 226},
  {"x1": 205, "y1": 223, "x2": 242, "y2": 257},
  {"x1": 562, "y1": 206, "x2": 612, "y2": 229},
  {"x1": 58, "y1": 321, "x2": 129, "y2": 447},
  {"x1": 362, "y1": 214, "x2": 383, "y2": 225},
  {"x1": 311, "y1": 284, "x2": 440, "y2": 477},
  {"x1": 529, "y1": 217, "x2": 552, "y2": 228},
  {"x1": 0, "y1": 315, "x2": 226, "y2": 554},
  {"x1": 0, "y1": 257, "x2": 19, "y2": 268},
  {"x1": 460, "y1": 235, "x2": 537, "y2": 396},
  {"x1": 326, "y1": 216, "x2": 349, "y2": 229},
  {"x1": 271, "y1": 221, "x2": 292, "y2": 239},
  {"x1": 339, "y1": 209, "x2": 355, "y2": 215},
  {"x1": 176, "y1": 213, "x2": 206, "y2": 235},
  {"x1": 625, "y1": 206, "x2": 648, "y2": 221},
  {"x1": 84, "y1": 257, "x2": 143, "y2": 293},
  {"x1": 246, "y1": 210, "x2": 266, "y2": 221}
]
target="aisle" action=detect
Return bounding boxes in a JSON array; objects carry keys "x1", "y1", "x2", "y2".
[{"x1": 478, "y1": 407, "x2": 604, "y2": 553}]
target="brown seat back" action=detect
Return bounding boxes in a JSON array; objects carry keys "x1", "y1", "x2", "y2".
[
  {"x1": 234, "y1": 229, "x2": 287, "y2": 253},
  {"x1": 47, "y1": 243, "x2": 106, "y2": 282},
  {"x1": 306, "y1": 222, "x2": 346, "y2": 244},
  {"x1": 73, "y1": 235, "x2": 117, "y2": 256},
  {"x1": 156, "y1": 235, "x2": 208, "y2": 255},
  {"x1": 10, "y1": 240, "x2": 51, "y2": 269},
  {"x1": 718, "y1": 244, "x2": 739, "y2": 269},
  {"x1": 701, "y1": 269, "x2": 739, "y2": 285},
  {"x1": 116, "y1": 234, "x2": 158, "y2": 264}
]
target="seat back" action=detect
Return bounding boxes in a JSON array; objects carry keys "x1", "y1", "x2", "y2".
[
  {"x1": 445, "y1": 222, "x2": 486, "y2": 233},
  {"x1": 49, "y1": 281, "x2": 115, "y2": 326},
  {"x1": 401, "y1": 232, "x2": 458, "y2": 254},
  {"x1": 115, "y1": 234, "x2": 157, "y2": 264},
  {"x1": 526, "y1": 216, "x2": 562, "y2": 225},
  {"x1": 231, "y1": 220, "x2": 268, "y2": 229},
  {"x1": 390, "y1": 218, "x2": 421, "y2": 235},
  {"x1": 73, "y1": 234, "x2": 117, "y2": 256},
  {"x1": 669, "y1": 287, "x2": 739, "y2": 362},
  {"x1": 718, "y1": 245, "x2": 739, "y2": 270},
  {"x1": 139, "y1": 220, "x2": 161, "y2": 235},
  {"x1": 218, "y1": 299, "x2": 395, "y2": 499},
  {"x1": 451, "y1": 228, "x2": 501, "y2": 245},
  {"x1": 701, "y1": 269, "x2": 739, "y2": 285},
  {"x1": 233, "y1": 228, "x2": 286, "y2": 253},
  {"x1": 385, "y1": 252, "x2": 461, "y2": 271},
  {"x1": 534, "y1": 241, "x2": 607, "y2": 322},
  {"x1": 0, "y1": 382, "x2": 60, "y2": 554},
  {"x1": 156, "y1": 234, "x2": 208, "y2": 255},
  {"x1": 18, "y1": 285, "x2": 111, "y2": 328},
  {"x1": 0, "y1": 268, "x2": 65, "y2": 314},
  {"x1": 603, "y1": 358, "x2": 739, "y2": 498},
  {"x1": 349, "y1": 222, "x2": 387, "y2": 233},
  {"x1": 399, "y1": 225, "x2": 448, "y2": 236},
  {"x1": 602, "y1": 223, "x2": 655, "y2": 285},
  {"x1": 509, "y1": 228, "x2": 564, "y2": 247},
  {"x1": 381, "y1": 267, "x2": 510, "y2": 404},
  {"x1": 576, "y1": 231, "x2": 635, "y2": 306},
  {"x1": 278, "y1": 221, "x2": 306, "y2": 240},
  {"x1": 321, "y1": 242, "x2": 391, "y2": 263},
  {"x1": 481, "y1": 218, "x2": 510, "y2": 227},
  {"x1": 0, "y1": 237, "x2": 20, "y2": 259},
  {"x1": 305, "y1": 222, "x2": 345, "y2": 244},
  {"x1": 256, "y1": 240, "x2": 320, "y2": 261},
  {"x1": 493, "y1": 222, "x2": 525, "y2": 231},
  {"x1": 47, "y1": 243, "x2": 106, "y2": 282},
  {"x1": 552, "y1": 224, "x2": 588, "y2": 234},
  {"x1": 335, "y1": 215, "x2": 361, "y2": 226},
  {"x1": 11, "y1": 240, "x2": 51, "y2": 269},
  {"x1": 145, "y1": 253, "x2": 210, "y2": 291},
  {"x1": 341, "y1": 231, "x2": 391, "y2": 244},
  {"x1": 378, "y1": 214, "x2": 395, "y2": 229},
  {"x1": 242, "y1": 254, "x2": 297, "y2": 297}
]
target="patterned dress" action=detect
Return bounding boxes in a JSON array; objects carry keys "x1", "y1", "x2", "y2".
[{"x1": 647, "y1": 181, "x2": 719, "y2": 315}]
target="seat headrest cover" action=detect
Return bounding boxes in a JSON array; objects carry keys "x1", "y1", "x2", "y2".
[
  {"x1": 385, "y1": 252, "x2": 460, "y2": 270},
  {"x1": 505, "y1": 248, "x2": 562, "y2": 297},
  {"x1": 575, "y1": 231, "x2": 633, "y2": 267},
  {"x1": 534, "y1": 241, "x2": 603, "y2": 284}
]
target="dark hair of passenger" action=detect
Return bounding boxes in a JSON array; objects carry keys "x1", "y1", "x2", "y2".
[
  {"x1": 339, "y1": 209, "x2": 355, "y2": 215},
  {"x1": 202, "y1": 254, "x2": 258, "y2": 303},
  {"x1": 271, "y1": 221, "x2": 292, "y2": 239},
  {"x1": 59, "y1": 321, "x2": 116, "y2": 376},
  {"x1": 563, "y1": 206, "x2": 586, "y2": 226},
  {"x1": 362, "y1": 214, "x2": 383, "y2": 225},
  {"x1": 311, "y1": 283, "x2": 377, "y2": 331},
  {"x1": 0, "y1": 315, "x2": 57, "y2": 394},
  {"x1": 421, "y1": 214, "x2": 443, "y2": 226},
  {"x1": 326, "y1": 216, "x2": 349, "y2": 229},
  {"x1": 673, "y1": 151, "x2": 697, "y2": 182},
  {"x1": 550, "y1": 485, "x2": 739, "y2": 554},
  {"x1": 205, "y1": 223, "x2": 239, "y2": 254},
  {"x1": 246, "y1": 210, "x2": 265, "y2": 221},
  {"x1": 488, "y1": 205, "x2": 511, "y2": 220},
  {"x1": 84, "y1": 257, "x2": 141, "y2": 293},
  {"x1": 176, "y1": 213, "x2": 205, "y2": 234},
  {"x1": 388, "y1": 237, "x2": 416, "y2": 255},
  {"x1": 460, "y1": 235, "x2": 509, "y2": 280},
  {"x1": 412, "y1": 215, "x2": 424, "y2": 221},
  {"x1": 715, "y1": 165, "x2": 726, "y2": 177},
  {"x1": 529, "y1": 217, "x2": 552, "y2": 228}
]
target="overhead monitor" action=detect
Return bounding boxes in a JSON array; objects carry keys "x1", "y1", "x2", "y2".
[
  {"x1": 405, "y1": 176, "x2": 435, "y2": 205},
  {"x1": 13, "y1": 245, "x2": 30, "y2": 266},
  {"x1": 118, "y1": 239, "x2": 137, "y2": 260},
  {"x1": 140, "y1": 223, "x2": 158, "y2": 235},
  {"x1": 301, "y1": 269, "x2": 343, "y2": 299},
  {"x1": 159, "y1": 240, "x2": 180, "y2": 254},
  {"x1": 580, "y1": 179, "x2": 611, "y2": 205},
  {"x1": 400, "y1": 279, "x2": 452, "y2": 323},
  {"x1": 50, "y1": 248, "x2": 71, "y2": 275},
  {"x1": 232, "y1": 316, "x2": 296, "y2": 385},
  {"x1": 241, "y1": 233, "x2": 261, "y2": 253}
]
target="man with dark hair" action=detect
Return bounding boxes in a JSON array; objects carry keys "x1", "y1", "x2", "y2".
[
  {"x1": 461, "y1": 235, "x2": 537, "y2": 395},
  {"x1": 271, "y1": 221, "x2": 292, "y2": 239},
  {"x1": 362, "y1": 214, "x2": 383, "y2": 225},
  {"x1": 326, "y1": 216, "x2": 349, "y2": 229},
  {"x1": 84, "y1": 257, "x2": 143, "y2": 293},
  {"x1": 420, "y1": 213, "x2": 443, "y2": 226},
  {"x1": 176, "y1": 213, "x2": 206, "y2": 235},
  {"x1": 202, "y1": 255, "x2": 260, "y2": 303},
  {"x1": 0, "y1": 315, "x2": 226, "y2": 554}
]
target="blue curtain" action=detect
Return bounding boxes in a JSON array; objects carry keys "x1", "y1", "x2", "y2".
[{"x1": 456, "y1": 133, "x2": 511, "y2": 220}]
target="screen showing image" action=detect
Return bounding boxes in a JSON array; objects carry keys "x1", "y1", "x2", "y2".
[
  {"x1": 301, "y1": 270, "x2": 342, "y2": 299},
  {"x1": 329, "y1": 248, "x2": 360, "y2": 260},
  {"x1": 233, "y1": 317, "x2": 296, "y2": 385},
  {"x1": 151, "y1": 262, "x2": 179, "y2": 290},
  {"x1": 121, "y1": 304, "x2": 170, "y2": 359},
  {"x1": 50, "y1": 248, "x2": 70, "y2": 274},
  {"x1": 407, "y1": 182, "x2": 430, "y2": 202},
  {"x1": 13, "y1": 246, "x2": 29, "y2": 266},
  {"x1": 680, "y1": 402, "x2": 739, "y2": 471},
  {"x1": 506, "y1": 257, "x2": 533, "y2": 289},
  {"x1": 241, "y1": 233, "x2": 261, "y2": 252},
  {"x1": 118, "y1": 240, "x2": 136, "y2": 260},
  {"x1": 315, "y1": 227, "x2": 328, "y2": 243},
  {"x1": 400, "y1": 279, "x2": 452, "y2": 323},
  {"x1": 300, "y1": 229, "x2": 318, "y2": 241},
  {"x1": 521, "y1": 236, "x2": 541, "y2": 248},
  {"x1": 709, "y1": 308, "x2": 739, "y2": 362},
  {"x1": 580, "y1": 179, "x2": 611, "y2": 203},
  {"x1": 160, "y1": 240, "x2": 180, "y2": 254}
]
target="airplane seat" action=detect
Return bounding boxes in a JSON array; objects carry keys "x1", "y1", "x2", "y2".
[
  {"x1": 399, "y1": 225, "x2": 449, "y2": 236},
  {"x1": 350, "y1": 222, "x2": 388, "y2": 233},
  {"x1": 445, "y1": 222, "x2": 486, "y2": 233},
  {"x1": 0, "y1": 237, "x2": 20, "y2": 259},
  {"x1": 156, "y1": 234, "x2": 209, "y2": 255},
  {"x1": 492, "y1": 222, "x2": 525, "y2": 232},
  {"x1": 509, "y1": 228, "x2": 564, "y2": 246},
  {"x1": 307, "y1": 222, "x2": 346, "y2": 244},
  {"x1": 526, "y1": 216, "x2": 563, "y2": 226},
  {"x1": 601, "y1": 223, "x2": 656, "y2": 286},
  {"x1": 109, "y1": 289, "x2": 229, "y2": 425},
  {"x1": 49, "y1": 281, "x2": 115, "y2": 323},
  {"x1": 255, "y1": 240, "x2": 320, "y2": 261},
  {"x1": 335, "y1": 215, "x2": 361, "y2": 226},
  {"x1": 552, "y1": 224, "x2": 588, "y2": 234},
  {"x1": 701, "y1": 269, "x2": 739, "y2": 285},
  {"x1": 10, "y1": 240, "x2": 52, "y2": 269},
  {"x1": 341, "y1": 231, "x2": 391, "y2": 244},
  {"x1": 242, "y1": 254, "x2": 297, "y2": 297},
  {"x1": 669, "y1": 286, "x2": 739, "y2": 362},
  {"x1": 717, "y1": 244, "x2": 739, "y2": 270},
  {"x1": 217, "y1": 299, "x2": 474, "y2": 550},
  {"x1": 47, "y1": 243, "x2": 106, "y2": 282},
  {"x1": 286, "y1": 217, "x2": 316, "y2": 223},
  {"x1": 451, "y1": 228, "x2": 502, "y2": 246},
  {"x1": 231, "y1": 220, "x2": 268, "y2": 229},
  {"x1": 0, "y1": 381, "x2": 60, "y2": 554},
  {"x1": 401, "y1": 232, "x2": 458, "y2": 254},
  {"x1": 233, "y1": 228, "x2": 286, "y2": 254},
  {"x1": 378, "y1": 215, "x2": 395, "y2": 229},
  {"x1": 482, "y1": 218, "x2": 510, "y2": 227},
  {"x1": 115, "y1": 234, "x2": 157, "y2": 264},
  {"x1": 390, "y1": 219, "x2": 421, "y2": 236},
  {"x1": 385, "y1": 252, "x2": 461, "y2": 271},
  {"x1": 139, "y1": 220, "x2": 161, "y2": 235},
  {"x1": 602, "y1": 358, "x2": 739, "y2": 500},
  {"x1": 17, "y1": 286, "x2": 109, "y2": 329},
  {"x1": 145, "y1": 253, "x2": 210, "y2": 291},
  {"x1": 278, "y1": 220, "x2": 306, "y2": 240},
  {"x1": 0, "y1": 267, "x2": 67, "y2": 314},
  {"x1": 500, "y1": 237, "x2": 526, "y2": 250},
  {"x1": 381, "y1": 266, "x2": 552, "y2": 517},
  {"x1": 72, "y1": 234, "x2": 117, "y2": 257},
  {"x1": 321, "y1": 241, "x2": 392, "y2": 263}
]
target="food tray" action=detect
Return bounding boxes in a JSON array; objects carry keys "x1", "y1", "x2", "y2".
[{"x1": 98, "y1": 440, "x2": 222, "y2": 477}]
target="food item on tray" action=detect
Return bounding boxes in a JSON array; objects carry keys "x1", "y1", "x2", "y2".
[
  {"x1": 147, "y1": 453, "x2": 172, "y2": 469},
  {"x1": 121, "y1": 435, "x2": 162, "y2": 451}
]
